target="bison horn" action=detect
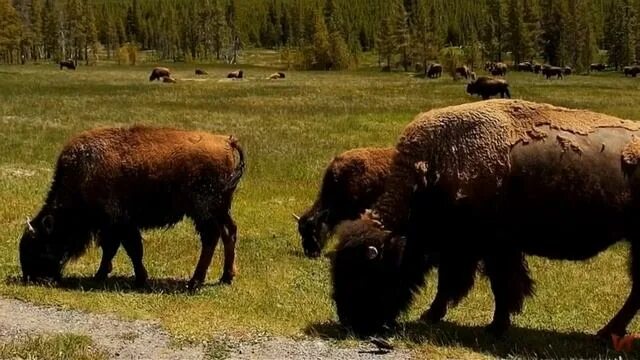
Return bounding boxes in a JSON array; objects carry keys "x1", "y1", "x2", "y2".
[
  {"x1": 366, "y1": 246, "x2": 379, "y2": 260},
  {"x1": 25, "y1": 217, "x2": 35, "y2": 233},
  {"x1": 292, "y1": 213, "x2": 301, "y2": 221}
]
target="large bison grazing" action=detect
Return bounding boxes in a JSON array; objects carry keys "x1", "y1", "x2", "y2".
[
  {"x1": 466, "y1": 76, "x2": 510, "y2": 100},
  {"x1": 516, "y1": 62, "x2": 533, "y2": 72},
  {"x1": 195, "y1": 68, "x2": 208, "y2": 75},
  {"x1": 486, "y1": 62, "x2": 507, "y2": 76},
  {"x1": 20, "y1": 126, "x2": 245, "y2": 290},
  {"x1": 454, "y1": 66, "x2": 471, "y2": 79},
  {"x1": 427, "y1": 64, "x2": 442, "y2": 78},
  {"x1": 59, "y1": 60, "x2": 76, "y2": 70},
  {"x1": 331, "y1": 99, "x2": 640, "y2": 339},
  {"x1": 591, "y1": 63, "x2": 607, "y2": 71},
  {"x1": 227, "y1": 70, "x2": 244, "y2": 79},
  {"x1": 295, "y1": 147, "x2": 395, "y2": 258},
  {"x1": 149, "y1": 67, "x2": 171, "y2": 81},
  {"x1": 542, "y1": 65, "x2": 564, "y2": 79}
]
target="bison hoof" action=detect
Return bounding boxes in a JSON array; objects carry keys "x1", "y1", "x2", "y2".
[
  {"x1": 596, "y1": 325, "x2": 626, "y2": 341},
  {"x1": 187, "y1": 279, "x2": 204, "y2": 292},
  {"x1": 485, "y1": 319, "x2": 510, "y2": 337},
  {"x1": 219, "y1": 273, "x2": 234, "y2": 285},
  {"x1": 93, "y1": 271, "x2": 109, "y2": 282}
]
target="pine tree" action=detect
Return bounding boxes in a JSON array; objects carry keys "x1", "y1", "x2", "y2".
[
  {"x1": 576, "y1": 0, "x2": 597, "y2": 72},
  {"x1": 43, "y1": 0, "x2": 59, "y2": 60},
  {"x1": 522, "y1": 0, "x2": 541, "y2": 61},
  {"x1": 541, "y1": 0, "x2": 568, "y2": 65},
  {"x1": 413, "y1": 0, "x2": 437, "y2": 74},
  {"x1": 484, "y1": 0, "x2": 506, "y2": 62},
  {"x1": 506, "y1": 0, "x2": 528, "y2": 64},
  {"x1": 31, "y1": 0, "x2": 44, "y2": 61},
  {"x1": 391, "y1": 0, "x2": 411, "y2": 71},
  {"x1": 83, "y1": 0, "x2": 98, "y2": 65},
  {"x1": 311, "y1": 11, "x2": 331, "y2": 69},
  {"x1": 375, "y1": 16, "x2": 395, "y2": 69},
  {"x1": 0, "y1": 0, "x2": 22, "y2": 63}
]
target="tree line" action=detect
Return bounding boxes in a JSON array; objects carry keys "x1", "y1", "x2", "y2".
[{"x1": 0, "y1": 0, "x2": 639, "y2": 72}]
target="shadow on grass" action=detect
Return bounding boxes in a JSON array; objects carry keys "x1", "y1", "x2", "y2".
[
  {"x1": 6, "y1": 275, "x2": 226, "y2": 295},
  {"x1": 305, "y1": 320, "x2": 638, "y2": 358}
]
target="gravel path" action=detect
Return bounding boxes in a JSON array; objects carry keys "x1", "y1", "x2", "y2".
[{"x1": 0, "y1": 298, "x2": 411, "y2": 359}]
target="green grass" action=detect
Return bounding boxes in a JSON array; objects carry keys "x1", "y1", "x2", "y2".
[
  {"x1": 0, "y1": 334, "x2": 108, "y2": 360},
  {"x1": 2, "y1": 63, "x2": 640, "y2": 358}
]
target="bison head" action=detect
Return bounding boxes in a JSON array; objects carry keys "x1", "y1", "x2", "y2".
[
  {"x1": 295, "y1": 210, "x2": 330, "y2": 258},
  {"x1": 466, "y1": 81, "x2": 478, "y2": 95},
  {"x1": 331, "y1": 218, "x2": 413, "y2": 335},
  {"x1": 19, "y1": 214, "x2": 69, "y2": 283}
]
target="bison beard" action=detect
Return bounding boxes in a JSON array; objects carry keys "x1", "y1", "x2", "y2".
[
  {"x1": 296, "y1": 147, "x2": 395, "y2": 258},
  {"x1": 20, "y1": 126, "x2": 245, "y2": 290},
  {"x1": 331, "y1": 99, "x2": 640, "y2": 339}
]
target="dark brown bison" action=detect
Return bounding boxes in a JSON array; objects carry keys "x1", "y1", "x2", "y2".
[
  {"x1": 624, "y1": 66, "x2": 640, "y2": 77},
  {"x1": 195, "y1": 69, "x2": 208, "y2": 75},
  {"x1": 162, "y1": 76, "x2": 177, "y2": 83},
  {"x1": 295, "y1": 147, "x2": 396, "y2": 258},
  {"x1": 20, "y1": 126, "x2": 245, "y2": 290},
  {"x1": 533, "y1": 64, "x2": 542, "y2": 74},
  {"x1": 227, "y1": 70, "x2": 244, "y2": 79},
  {"x1": 591, "y1": 63, "x2": 607, "y2": 71},
  {"x1": 563, "y1": 66, "x2": 572, "y2": 75},
  {"x1": 516, "y1": 62, "x2": 533, "y2": 72},
  {"x1": 486, "y1": 62, "x2": 507, "y2": 76},
  {"x1": 427, "y1": 64, "x2": 442, "y2": 78},
  {"x1": 268, "y1": 72, "x2": 286, "y2": 80},
  {"x1": 466, "y1": 76, "x2": 510, "y2": 100},
  {"x1": 455, "y1": 66, "x2": 471, "y2": 79},
  {"x1": 149, "y1": 67, "x2": 171, "y2": 81},
  {"x1": 59, "y1": 60, "x2": 76, "y2": 70},
  {"x1": 542, "y1": 65, "x2": 563, "y2": 79},
  {"x1": 331, "y1": 99, "x2": 640, "y2": 339}
]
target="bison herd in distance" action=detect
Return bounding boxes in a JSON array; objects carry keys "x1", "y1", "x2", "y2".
[{"x1": 17, "y1": 61, "x2": 640, "y2": 346}]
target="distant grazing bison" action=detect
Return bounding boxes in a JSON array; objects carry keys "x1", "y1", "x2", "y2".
[
  {"x1": 516, "y1": 62, "x2": 533, "y2": 72},
  {"x1": 162, "y1": 76, "x2": 177, "y2": 83},
  {"x1": 591, "y1": 63, "x2": 607, "y2": 71},
  {"x1": 227, "y1": 70, "x2": 244, "y2": 79},
  {"x1": 542, "y1": 65, "x2": 564, "y2": 79},
  {"x1": 486, "y1": 62, "x2": 507, "y2": 76},
  {"x1": 20, "y1": 126, "x2": 245, "y2": 290},
  {"x1": 195, "y1": 69, "x2": 208, "y2": 75},
  {"x1": 59, "y1": 60, "x2": 76, "y2": 70},
  {"x1": 533, "y1": 64, "x2": 542, "y2": 74},
  {"x1": 295, "y1": 147, "x2": 395, "y2": 258},
  {"x1": 455, "y1": 66, "x2": 471, "y2": 79},
  {"x1": 427, "y1": 64, "x2": 442, "y2": 78},
  {"x1": 624, "y1": 66, "x2": 640, "y2": 77},
  {"x1": 149, "y1": 67, "x2": 171, "y2": 81},
  {"x1": 563, "y1": 66, "x2": 572, "y2": 75},
  {"x1": 466, "y1": 76, "x2": 510, "y2": 100},
  {"x1": 331, "y1": 99, "x2": 640, "y2": 339}
]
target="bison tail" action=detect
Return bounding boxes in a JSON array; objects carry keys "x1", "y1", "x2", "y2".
[{"x1": 225, "y1": 136, "x2": 246, "y2": 191}]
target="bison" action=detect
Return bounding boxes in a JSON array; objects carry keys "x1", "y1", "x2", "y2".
[
  {"x1": 295, "y1": 147, "x2": 395, "y2": 258},
  {"x1": 533, "y1": 64, "x2": 542, "y2": 74},
  {"x1": 542, "y1": 65, "x2": 564, "y2": 79},
  {"x1": 563, "y1": 66, "x2": 572, "y2": 75},
  {"x1": 20, "y1": 126, "x2": 245, "y2": 290},
  {"x1": 427, "y1": 64, "x2": 442, "y2": 78},
  {"x1": 486, "y1": 62, "x2": 507, "y2": 76},
  {"x1": 624, "y1": 66, "x2": 640, "y2": 77},
  {"x1": 466, "y1": 76, "x2": 510, "y2": 100},
  {"x1": 195, "y1": 69, "x2": 208, "y2": 75},
  {"x1": 227, "y1": 70, "x2": 244, "y2": 79},
  {"x1": 149, "y1": 67, "x2": 171, "y2": 81},
  {"x1": 162, "y1": 76, "x2": 177, "y2": 83},
  {"x1": 591, "y1": 63, "x2": 607, "y2": 71},
  {"x1": 268, "y1": 72, "x2": 286, "y2": 80},
  {"x1": 516, "y1": 62, "x2": 533, "y2": 72},
  {"x1": 331, "y1": 99, "x2": 640, "y2": 340},
  {"x1": 59, "y1": 60, "x2": 76, "y2": 70},
  {"x1": 454, "y1": 66, "x2": 471, "y2": 79}
]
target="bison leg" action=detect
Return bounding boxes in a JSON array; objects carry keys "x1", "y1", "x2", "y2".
[
  {"x1": 94, "y1": 232, "x2": 121, "y2": 281},
  {"x1": 120, "y1": 227, "x2": 148, "y2": 288},
  {"x1": 484, "y1": 251, "x2": 534, "y2": 336},
  {"x1": 188, "y1": 220, "x2": 222, "y2": 290},
  {"x1": 219, "y1": 212, "x2": 238, "y2": 284},
  {"x1": 482, "y1": 94, "x2": 490, "y2": 100},
  {"x1": 420, "y1": 253, "x2": 479, "y2": 323},
  {"x1": 597, "y1": 241, "x2": 640, "y2": 339}
]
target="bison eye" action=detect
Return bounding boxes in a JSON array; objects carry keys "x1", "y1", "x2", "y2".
[{"x1": 366, "y1": 246, "x2": 379, "y2": 260}]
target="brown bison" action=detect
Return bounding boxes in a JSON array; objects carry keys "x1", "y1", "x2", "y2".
[
  {"x1": 516, "y1": 62, "x2": 533, "y2": 72},
  {"x1": 227, "y1": 70, "x2": 244, "y2": 79},
  {"x1": 331, "y1": 99, "x2": 640, "y2": 339},
  {"x1": 624, "y1": 66, "x2": 640, "y2": 77},
  {"x1": 591, "y1": 63, "x2": 607, "y2": 71},
  {"x1": 466, "y1": 76, "x2": 510, "y2": 100},
  {"x1": 486, "y1": 62, "x2": 507, "y2": 76},
  {"x1": 542, "y1": 65, "x2": 564, "y2": 79},
  {"x1": 563, "y1": 66, "x2": 572, "y2": 75},
  {"x1": 295, "y1": 147, "x2": 396, "y2": 258},
  {"x1": 455, "y1": 66, "x2": 471, "y2": 79},
  {"x1": 427, "y1": 64, "x2": 442, "y2": 78},
  {"x1": 59, "y1": 60, "x2": 76, "y2": 70},
  {"x1": 149, "y1": 67, "x2": 171, "y2": 81},
  {"x1": 20, "y1": 126, "x2": 245, "y2": 290},
  {"x1": 533, "y1": 64, "x2": 542, "y2": 74},
  {"x1": 195, "y1": 69, "x2": 208, "y2": 75},
  {"x1": 162, "y1": 76, "x2": 177, "y2": 83},
  {"x1": 268, "y1": 72, "x2": 286, "y2": 80}
]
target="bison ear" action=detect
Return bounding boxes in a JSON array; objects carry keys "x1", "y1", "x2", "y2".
[
  {"x1": 41, "y1": 215, "x2": 54, "y2": 235},
  {"x1": 366, "y1": 246, "x2": 379, "y2": 260}
]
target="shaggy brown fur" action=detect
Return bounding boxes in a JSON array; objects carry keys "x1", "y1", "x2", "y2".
[
  {"x1": 19, "y1": 126, "x2": 245, "y2": 290},
  {"x1": 466, "y1": 76, "x2": 510, "y2": 100},
  {"x1": 149, "y1": 67, "x2": 171, "y2": 81},
  {"x1": 59, "y1": 60, "x2": 76, "y2": 70},
  {"x1": 297, "y1": 147, "x2": 395, "y2": 258},
  {"x1": 542, "y1": 66, "x2": 564, "y2": 79},
  {"x1": 331, "y1": 99, "x2": 640, "y2": 339},
  {"x1": 486, "y1": 62, "x2": 507, "y2": 76},
  {"x1": 427, "y1": 64, "x2": 442, "y2": 78}
]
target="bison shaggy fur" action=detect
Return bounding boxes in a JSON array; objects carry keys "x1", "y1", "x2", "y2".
[
  {"x1": 427, "y1": 64, "x2": 442, "y2": 78},
  {"x1": 466, "y1": 76, "x2": 510, "y2": 100},
  {"x1": 624, "y1": 66, "x2": 640, "y2": 77},
  {"x1": 149, "y1": 67, "x2": 171, "y2": 81},
  {"x1": 59, "y1": 60, "x2": 76, "y2": 70},
  {"x1": 20, "y1": 126, "x2": 245, "y2": 290},
  {"x1": 296, "y1": 147, "x2": 395, "y2": 258},
  {"x1": 331, "y1": 99, "x2": 640, "y2": 339}
]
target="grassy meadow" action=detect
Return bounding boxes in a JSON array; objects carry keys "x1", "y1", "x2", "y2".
[{"x1": 2, "y1": 60, "x2": 640, "y2": 358}]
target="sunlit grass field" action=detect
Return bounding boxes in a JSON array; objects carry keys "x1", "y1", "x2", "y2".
[{"x1": 2, "y1": 62, "x2": 640, "y2": 358}]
